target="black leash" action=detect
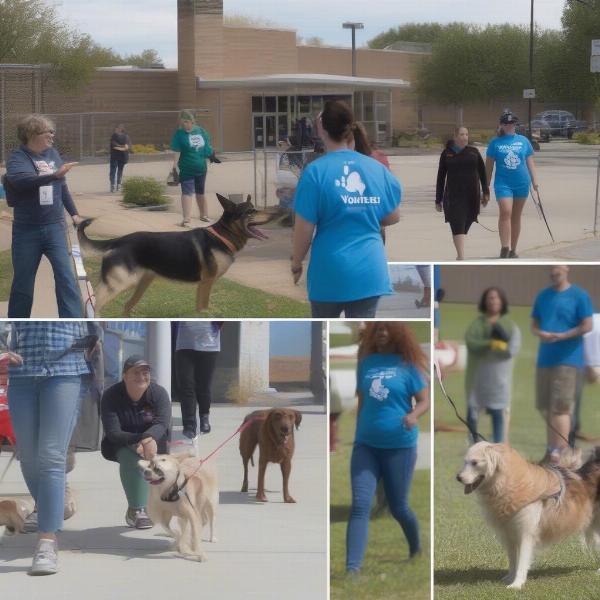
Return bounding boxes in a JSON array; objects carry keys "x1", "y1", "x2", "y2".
[
  {"x1": 434, "y1": 360, "x2": 487, "y2": 443},
  {"x1": 530, "y1": 188, "x2": 555, "y2": 243}
]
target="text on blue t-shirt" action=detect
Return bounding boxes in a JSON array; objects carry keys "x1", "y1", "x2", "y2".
[{"x1": 486, "y1": 134, "x2": 533, "y2": 190}]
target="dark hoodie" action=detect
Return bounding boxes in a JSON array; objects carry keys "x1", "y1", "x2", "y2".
[
  {"x1": 436, "y1": 140, "x2": 488, "y2": 226},
  {"x1": 6, "y1": 145, "x2": 77, "y2": 225}
]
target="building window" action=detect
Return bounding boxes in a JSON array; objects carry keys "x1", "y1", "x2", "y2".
[
  {"x1": 265, "y1": 96, "x2": 276, "y2": 113},
  {"x1": 252, "y1": 96, "x2": 263, "y2": 113}
]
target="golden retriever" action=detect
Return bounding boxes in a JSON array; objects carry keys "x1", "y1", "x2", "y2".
[
  {"x1": 138, "y1": 453, "x2": 218, "y2": 561},
  {"x1": 457, "y1": 442, "x2": 600, "y2": 589}
]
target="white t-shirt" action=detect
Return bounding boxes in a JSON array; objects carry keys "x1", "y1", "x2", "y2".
[
  {"x1": 584, "y1": 314, "x2": 600, "y2": 367},
  {"x1": 176, "y1": 322, "x2": 221, "y2": 352}
]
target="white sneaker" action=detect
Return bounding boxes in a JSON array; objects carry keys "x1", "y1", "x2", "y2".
[{"x1": 30, "y1": 539, "x2": 58, "y2": 576}]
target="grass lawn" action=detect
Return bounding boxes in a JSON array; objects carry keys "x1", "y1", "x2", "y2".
[
  {"x1": 330, "y1": 409, "x2": 431, "y2": 600},
  {"x1": 435, "y1": 302, "x2": 600, "y2": 600},
  {"x1": 83, "y1": 256, "x2": 310, "y2": 317},
  {"x1": 0, "y1": 249, "x2": 12, "y2": 301}
]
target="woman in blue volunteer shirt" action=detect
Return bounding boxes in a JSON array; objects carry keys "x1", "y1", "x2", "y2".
[
  {"x1": 170, "y1": 110, "x2": 219, "y2": 227},
  {"x1": 6, "y1": 114, "x2": 83, "y2": 317},
  {"x1": 346, "y1": 322, "x2": 430, "y2": 574},
  {"x1": 485, "y1": 111, "x2": 539, "y2": 259},
  {"x1": 291, "y1": 100, "x2": 401, "y2": 318}
]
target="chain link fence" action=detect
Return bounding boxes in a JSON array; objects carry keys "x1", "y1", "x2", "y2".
[{"x1": 252, "y1": 148, "x2": 321, "y2": 210}]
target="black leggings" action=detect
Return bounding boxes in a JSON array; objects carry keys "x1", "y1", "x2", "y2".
[{"x1": 175, "y1": 350, "x2": 218, "y2": 433}]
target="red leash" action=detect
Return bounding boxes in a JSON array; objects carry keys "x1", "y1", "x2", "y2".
[{"x1": 171, "y1": 416, "x2": 261, "y2": 490}]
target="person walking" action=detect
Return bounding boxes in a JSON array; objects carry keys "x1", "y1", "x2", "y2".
[
  {"x1": 531, "y1": 265, "x2": 593, "y2": 463},
  {"x1": 175, "y1": 321, "x2": 223, "y2": 438},
  {"x1": 346, "y1": 322, "x2": 429, "y2": 573},
  {"x1": 100, "y1": 355, "x2": 171, "y2": 529},
  {"x1": 5, "y1": 114, "x2": 83, "y2": 318},
  {"x1": 170, "y1": 110, "x2": 220, "y2": 227},
  {"x1": 292, "y1": 100, "x2": 401, "y2": 318},
  {"x1": 5, "y1": 322, "x2": 90, "y2": 575},
  {"x1": 465, "y1": 287, "x2": 521, "y2": 443},
  {"x1": 436, "y1": 126, "x2": 489, "y2": 260},
  {"x1": 109, "y1": 124, "x2": 131, "y2": 193},
  {"x1": 485, "y1": 111, "x2": 539, "y2": 258}
]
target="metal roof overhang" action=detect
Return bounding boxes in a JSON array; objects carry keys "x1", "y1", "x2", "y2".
[{"x1": 196, "y1": 73, "x2": 410, "y2": 91}]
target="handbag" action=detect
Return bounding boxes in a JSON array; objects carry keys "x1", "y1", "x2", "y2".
[{"x1": 167, "y1": 167, "x2": 180, "y2": 187}]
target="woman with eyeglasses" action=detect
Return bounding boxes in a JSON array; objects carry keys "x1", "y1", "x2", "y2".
[
  {"x1": 100, "y1": 355, "x2": 171, "y2": 531},
  {"x1": 291, "y1": 100, "x2": 401, "y2": 318},
  {"x1": 5, "y1": 114, "x2": 83, "y2": 317}
]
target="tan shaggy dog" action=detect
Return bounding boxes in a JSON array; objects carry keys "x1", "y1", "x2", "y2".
[
  {"x1": 457, "y1": 442, "x2": 600, "y2": 589},
  {"x1": 138, "y1": 453, "x2": 218, "y2": 561},
  {"x1": 239, "y1": 408, "x2": 302, "y2": 503}
]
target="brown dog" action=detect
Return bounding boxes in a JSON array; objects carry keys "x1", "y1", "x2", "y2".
[{"x1": 239, "y1": 408, "x2": 302, "y2": 503}]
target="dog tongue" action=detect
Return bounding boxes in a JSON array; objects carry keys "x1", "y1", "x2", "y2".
[
  {"x1": 464, "y1": 483, "x2": 474, "y2": 495},
  {"x1": 248, "y1": 224, "x2": 269, "y2": 240}
]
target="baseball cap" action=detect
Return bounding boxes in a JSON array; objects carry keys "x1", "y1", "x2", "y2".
[
  {"x1": 122, "y1": 355, "x2": 151, "y2": 373},
  {"x1": 499, "y1": 111, "x2": 519, "y2": 125}
]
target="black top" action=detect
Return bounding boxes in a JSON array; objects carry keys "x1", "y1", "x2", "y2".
[
  {"x1": 100, "y1": 380, "x2": 170, "y2": 462},
  {"x1": 110, "y1": 132, "x2": 131, "y2": 162},
  {"x1": 436, "y1": 142, "x2": 488, "y2": 225}
]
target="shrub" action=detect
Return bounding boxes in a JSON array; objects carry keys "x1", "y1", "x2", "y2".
[
  {"x1": 131, "y1": 143, "x2": 159, "y2": 154},
  {"x1": 573, "y1": 132, "x2": 600, "y2": 145},
  {"x1": 121, "y1": 176, "x2": 170, "y2": 207}
]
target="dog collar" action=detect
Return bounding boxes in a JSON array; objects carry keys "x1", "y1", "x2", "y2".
[{"x1": 205, "y1": 226, "x2": 238, "y2": 254}]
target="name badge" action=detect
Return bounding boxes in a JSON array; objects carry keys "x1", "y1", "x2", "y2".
[{"x1": 39, "y1": 185, "x2": 53, "y2": 206}]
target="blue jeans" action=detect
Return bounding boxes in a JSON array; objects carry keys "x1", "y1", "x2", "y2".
[
  {"x1": 311, "y1": 296, "x2": 380, "y2": 318},
  {"x1": 346, "y1": 443, "x2": 420, "y2": 571},
  {"x1": 8, "y1": 376, "x2": 82, "y2": 533},
  {"x1": 467, "y1": 406, "x2": 504, "y2": 443},
  {"x1": 8, "y1": 221, "x2": 82, "y2": 318},
  {"x1": 109, "y1": 158, "x2": 126, "y2": 187}
]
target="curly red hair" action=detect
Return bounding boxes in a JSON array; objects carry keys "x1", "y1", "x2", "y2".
[{"x1": 358, "y1": 322, "x2": 428, "y2": 372}]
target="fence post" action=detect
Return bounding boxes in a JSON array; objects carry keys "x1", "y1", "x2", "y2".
[
  {"x1": 263, "y1": 148, "x2": 267, "y2": 208},
  {"x1": 253, "y1": 149, "x2": 257, "y2": 204},
  {"x1": 90, "y1": 114, "x2": 95, "y2": 158},
  {"x1": 594, "y1": 151, "x2": 600, "y2": 237},
  {"x1": 79, "y1": 114, "x2": 84, "y2": 161}
]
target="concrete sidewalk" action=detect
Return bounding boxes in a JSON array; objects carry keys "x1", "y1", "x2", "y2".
[{"x1": 0, "y1": 399, "x2": 327, "y2": 600}]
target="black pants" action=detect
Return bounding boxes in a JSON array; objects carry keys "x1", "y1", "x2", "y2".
[
  {"x1": 109, "y1": 158, "x2": 126, "y2": 186},
  {"x1": 175, "y1": 350, "x2": 218, "y2": 434}
]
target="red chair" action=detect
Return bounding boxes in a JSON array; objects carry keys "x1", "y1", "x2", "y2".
[{"x1": 0, "y1": 353, "x2": 16, "y2": 447}]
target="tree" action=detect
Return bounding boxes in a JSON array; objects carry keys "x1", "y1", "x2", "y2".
[
  {"x1": 122, "y1": 49, "x2": 164, "y2": 68},
  {"x1": 368, "y1": 23, "x2": 446, "y2": 49},
  {"x1": 560, "y1": 0, "x2": 600, "y2": 108},
  {"x1": 417, "y1": 24, "x2": 530, "y2": 123},
  {"x1": 0, "y1": 0, "x2": 163, "y2": 90}
]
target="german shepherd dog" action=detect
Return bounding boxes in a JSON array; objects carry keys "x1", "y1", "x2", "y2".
[{"x1": 77, "y1": 194, "x2": 280, "y2": 315}]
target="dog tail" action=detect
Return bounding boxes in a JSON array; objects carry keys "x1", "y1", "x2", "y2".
[
  {"x1": 77, "y1": 218, "x2": 118, "y2": 253},
  {"x1": 250, "y1": 453, "x2": 254, "y2": 467}
]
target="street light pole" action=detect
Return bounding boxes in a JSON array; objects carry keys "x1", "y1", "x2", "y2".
[
  {"x1": 342, "y1": 22, "x2": 364, "y2": 76},
  {"x1": 528, "y1": 0, "x2": 534, "y2": 142}
]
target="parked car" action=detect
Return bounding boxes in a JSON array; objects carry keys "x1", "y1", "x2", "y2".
[
  {"x1": 516, "y1": 118, "x2": 552, "y2": 143},
  {"x1": 534, "y1": 110, "x2": 587, "y2": 139}
]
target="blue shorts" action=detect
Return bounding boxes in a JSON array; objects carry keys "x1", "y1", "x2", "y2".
[
  {"x1": 181, "y1": 172, "x2": 206, "y2": 195},
  {"x1": 494, "y1": 183, "x2": 529, "y2": 200}
]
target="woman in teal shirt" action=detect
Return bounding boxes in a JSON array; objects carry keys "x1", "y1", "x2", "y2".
[
  {"x1": 170, "y1": 110, "x2": 219, "y2": 227},
  {"x1": 485, "y1": 111, "x2": 539, "y2": 259},
  {"x1": 346, "y1": 322, "x2": 430, "y2": 573},
  {"x1": 291, "y1": 100, "x2": 401, "y2": 318}
]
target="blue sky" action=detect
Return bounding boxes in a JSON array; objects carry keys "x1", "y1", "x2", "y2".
[{"x1": 51, "y1": 0, "x2": 568, "y2": 68}]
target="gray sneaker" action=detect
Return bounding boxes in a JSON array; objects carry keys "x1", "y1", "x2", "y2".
[
  {"x1": 30, "y1": 539, "x2": 58, "y2": 576},
  {"x1": 125, "y1": 507, "x2": 153, "y2": 529},
  {"x1": 23, "y1": 510, "x2": 38, "y2": 534}
]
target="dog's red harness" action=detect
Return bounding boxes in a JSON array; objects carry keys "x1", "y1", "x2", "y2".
[{"x1": 205, "y1": 226, "x2": 238, "y2": 254}]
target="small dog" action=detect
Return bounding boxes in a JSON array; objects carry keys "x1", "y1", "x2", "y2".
[
  {"x1": 0, "y1": 498, "x2": 30, "y2": 534},
  {"x1": 138, "y1": 453, "x2": 218, "y2": 561},
  {"x1": 239, "y1": 408, "x2": 302, "y2": 503},
  {"x1": 457, "y1": 442, "x2": 600, "y2": 589},
  {"x1": 78, "y1": 194, "x2": 281, "y2": 315}
]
